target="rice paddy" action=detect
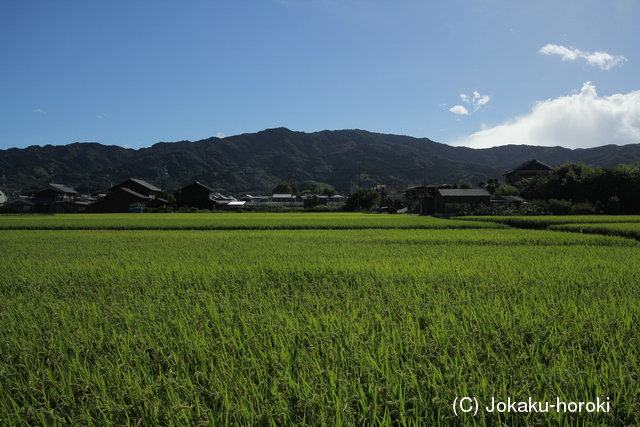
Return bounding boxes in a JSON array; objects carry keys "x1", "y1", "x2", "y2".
[{"x1": 1, "y1": 213, "x2": 639, "y2": 426}]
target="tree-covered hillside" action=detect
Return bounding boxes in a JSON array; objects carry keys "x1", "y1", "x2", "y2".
[{"x1": 1, "y1": 127, "x2": 639, "y2": 196}]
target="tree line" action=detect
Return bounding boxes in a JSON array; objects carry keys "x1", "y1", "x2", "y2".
[{"x1": 505, "y1": 162, "x2": 640, "y2": 215}]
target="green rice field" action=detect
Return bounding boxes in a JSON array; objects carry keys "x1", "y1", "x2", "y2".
[{"x1": 1, "y1": 213, "x2": 639, "y2": 426}]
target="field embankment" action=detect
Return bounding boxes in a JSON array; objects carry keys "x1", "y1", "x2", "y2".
[{"x1": 457, "y1": 215, "x2": 640, "y2": 230}]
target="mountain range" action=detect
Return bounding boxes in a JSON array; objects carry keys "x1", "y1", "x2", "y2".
[{"x1": 2, "y1": 127, "x2": 640, "y2": 196}]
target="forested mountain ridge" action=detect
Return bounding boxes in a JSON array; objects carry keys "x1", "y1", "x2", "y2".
[{"x1": 1, "y1": 127, "x2": 639, "y2": 195}]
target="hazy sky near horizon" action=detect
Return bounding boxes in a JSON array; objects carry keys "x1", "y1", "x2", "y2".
[{"x1": 1, "y1": 0, "x2": 638, "y2": 150}]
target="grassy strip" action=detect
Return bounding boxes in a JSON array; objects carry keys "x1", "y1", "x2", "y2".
[
  {"x1": 549, "y1": 222, "x2": 640, "y2": 240},
  {"x1": 457, "y1": 215, "x2": 640, "y2": 230},
  {"x1": 1, "y1": 229, "x2": 639, "y2": 425},
  {"x1": 0, "y1": 213, "x2": 506, "y2": 230}
]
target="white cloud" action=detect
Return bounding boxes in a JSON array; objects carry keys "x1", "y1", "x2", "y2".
[
  {"x1": 539, "y1": 44, "x2": 628, "y2": 71},
  {"x1": 449, "y1": 105, "x2": 469, "y2": 115},
  {"x1": 216, "y1": 132, "x2": 225, "y2": 138},
  {"x1": 95, "y1": 113, "x2": 109, "y2": 120},
  {"x1": 450, "y1": 91, "x2": 491, "y2": 116},
  {"x1": 34, "y1": 109, "x2": 47, "y2": 115},
  {"x1": 475, "y1": 94, "x2": 491, "y2": 107},
  {"x1": 452, "y1": 82, "x2": 640, "y2": 149}
]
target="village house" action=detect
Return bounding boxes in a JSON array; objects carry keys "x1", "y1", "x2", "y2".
[
  {"x1": 33, "y1": 183, "x2": 81, "y2": 213},
  {"x1": 110, "y1": 178, "x2": 161, "y2": 198},
  {"x1": 303, "y1": 194, "x2": 328, "y2": 208},
  {"x1": 404, "y1": 185, "x2": 430, "y2": 214},
  {"x1": 177, "y1": 181, "x2": 217, "y2": 210},
  {"x1": 386, "y1": 184, "x2": 406, "y2": 205},
  {"x1": 2, "y1": 196, "x2": 36, "y2": 213},
  {"x1": 0, "y1": 188, "x2": 8, "y2": 205},
  {"x1": 91, "y1": 187, "x2": 151, "y2": 213},
  {"x1": 503, "y1": 159, "x2": 552, "y2": 184},
  {"x1": 34, "y1": 183, "x2": 78, "y2": 202},
  {"x1": 271, "y1": 193, "x2": 296, "y2": 205},
  {"x1": 91, "y1": 178, "x2": 167, "y2": 213},
  {"x1": 406, "y1": 185, "x2": 491, "y2": 216},
  {"x1": 240, "y1": 195, "x2": 271, "y2": 204},
  {"x1": 227, "y1": 201, "x2": 246, "y2": 209},
  {"x1": 433, "y1": 188, "x2": 491, "y2": 215},
  {"x1": 177, "y1": 181, "x2": 236, "y2": 210},
  {"x1": 1, "y1": 183, "x2": 83, "y2": 213}
]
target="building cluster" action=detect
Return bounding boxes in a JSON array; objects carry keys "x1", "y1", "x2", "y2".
[
  {"x1": 0, "y1": 159, "x2": 551, "y2": 215},
  {"x1": 394, "y1": 159, "x2": 551, "y2": 215},
  {"x1": 0, "y1": 178, "x2": 347, "y2": 214}
]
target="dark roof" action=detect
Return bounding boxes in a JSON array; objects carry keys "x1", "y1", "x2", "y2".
[
  {"x1": 213, "y1": 193, "x2": 236, "y2": 201},
  {"x1": 113, "y1": 187, "x2": 151, "y2": 200},
  {"x1": 4, "y1": 197, "x2": 35, "y2": 206},
  {"x1": 129, "y1": 178, "x2": 161, "y2": 191},
  {"x1": 437, "y1": 189, "x2": 491, "y2": 197},
  {"x1": 111, "y1": 178, "x2": 161, "y2": 192},
  {"x1": 37, "y1": 183, "x2": 78, "y2": 194},
  {"x1": 503, "y1": 159, "x2": 552, "y2": 175},
  {"x1": 181, "y1": 181, "x2": 216, "y2": 192}
]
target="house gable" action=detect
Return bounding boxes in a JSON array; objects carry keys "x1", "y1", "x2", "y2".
[
  {"x1": 180, "y1": 181, "x2": 216, "y2": 201},
  {"x1": 34, "y1": 183, "x2": 78, "y2": 202},
  {"x1": 110, "y1": 178, "x2": 161, "y2": 198},
  {"x1": 91, "y1": 187, "x2": 151, "y2": 213}
]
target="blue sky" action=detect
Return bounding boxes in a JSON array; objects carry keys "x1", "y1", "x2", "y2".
[{"x1": 1, "y1": 0, "x2": 638, "y2": 150}]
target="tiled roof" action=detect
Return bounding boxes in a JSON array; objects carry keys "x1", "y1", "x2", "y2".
[
  {"x1": 116, "y1": 187, "x2": 151, "y2": 199},
  {"x1": 40, "y1": 183, "x2": 78, "y2": 194},
  {"x1": 437, "y1": 189, "x2": 491, "y2": 197},
  {"x1": 128, "y1": 178, "x2": 161, "y2": 192},
  {"x1": 503, "y1": 159, "x2": 552, "y2": 175},
  {"x1": 182, "y1": 181, "x2": 215, "y2": 192}
]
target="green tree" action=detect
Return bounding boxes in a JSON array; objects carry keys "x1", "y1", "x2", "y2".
[
  {"x1": 272, "y1": 181, "x2": 297, "y2": 195},
  {"x1": 343, "y1": 188, "x2": 379, "y2": 212},
  {"x1": 493, "y1": 184, "x2": 519, "y2": 197},
  {"x1": 480, "y1": 178, "x2": 500, "y2": 194},
  {"x1": 321, "y1": 187, "x2": 336, "y2": 197}
]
